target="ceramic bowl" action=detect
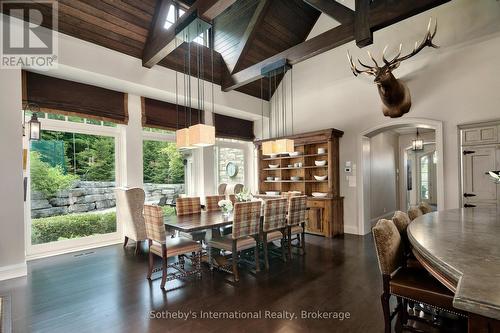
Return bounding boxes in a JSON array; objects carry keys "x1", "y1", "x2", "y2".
[
  {"x1": 269, "y1": 164, "x2": 279, "y2": 169},
  {"x1": 265, "y1": 191, "x2": 280, "y2": 196},
  {"x1": 288, "y1": 164, "x2": 293, "y2": 168},
  {"x1": 269, "y1": 154, "x2": 278, "y2": 158},
  {"x1": 314, "y1": 175, "x2": 328, "y2": 181},
  {"x1": 311, "y1": 192, "x2": 328, "y2": 198},
  {"x1": 274, "y1": 177, "x2": 281, "y2": 181},
  {"x1": 289, "y1": 151, "x2": 301, "y2": 157},
  {"x1": 290, "y1": 176, "x2": 301, "y2": 181},
  {"x1": 314, "y1": 160, "x2": 327, "y2": 166},
  {"x1": 317, "y1": 148, "x2": 326, "y2": 154},
  {"x1": 266, "y1": 177, "x2": 274, "y2": 181}
]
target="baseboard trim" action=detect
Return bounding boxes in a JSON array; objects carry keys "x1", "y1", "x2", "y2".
[
  {"x1": 0, "y1": 262, "x2": 27, "y2": 282},
  {"x1": 343, "y1": 225, "x2": 360, "y2": 235},
  {"x1": 26, "y1": 239, "x2": 122, "y2": 261}
]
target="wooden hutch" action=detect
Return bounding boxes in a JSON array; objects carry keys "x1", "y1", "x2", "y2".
[{"x1": 255, "y1": 129, "x2": 344, "y2": 237}]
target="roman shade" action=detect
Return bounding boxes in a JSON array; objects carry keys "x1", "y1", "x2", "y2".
[
  {"x1": 213, "y1": 113, "x2": 255, "y2": 141},
  {"x1": 22, "y1": 71, "x2": 128, "y2": 124},
  {"x1": 141, "y1": 97, "x2": 202, "y2": 131}
]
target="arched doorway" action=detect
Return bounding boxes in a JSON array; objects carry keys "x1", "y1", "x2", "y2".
[{"x1": 357, "y1": 118, "x2": 444, "y2": 235}]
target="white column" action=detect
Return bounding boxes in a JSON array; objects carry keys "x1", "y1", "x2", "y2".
[
  {"x1": 119, "y1": 94, "x2": 143, "y2": 188},
  {"x1": 0, "y1": 68, "x2": 27, "y2": 280}
]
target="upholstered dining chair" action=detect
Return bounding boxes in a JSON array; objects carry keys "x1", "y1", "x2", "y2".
[
  {"x1": 407, "y1": 206, "x2": 423, "y2": 221},
  {"x1": 217, "y1": 183, "x2": 227, "y2": 195},
  {"x1": 261, "y1": 198, "x2": 288, "y2": 270},
  {"x1": 419, "y1": 202, "x2": 433, "y2": 214},
  {"x1": 286, "y1": 195, "x2": 308, "y2": 259},
  {"x1": 207, "y1": 201, "x2": 262, "y2": 282},
  {"x1": 372, "y1": 219, "x2": 467, "y2": 333},
  {"x1": 392, "y1": 211, "x2": 421, "y2": 269},
  {"x1": 205, "y1": 195, "x2": 226, "y2": 212},
  {"x1": 176, "y1": 197, "x2": 205, "y2": 242},
  {"x1": 115, "y1": 187, "x2": 146, "y2": 255},
  {"x1": 233, "y1": 183, "x2": 244, "y2": 194},
  {"x1": 144, "y1": 205, "x2": 202, "y2": 290}
]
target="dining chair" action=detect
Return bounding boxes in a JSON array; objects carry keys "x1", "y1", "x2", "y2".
[
  {"x1": 176, "y1": 197, "x2": 205, "y2": 242},
  {"x1": 261, "y1": 198, "x2": 288, "y2": 270},
  {"x1": 228, "y1": 194, "x2": 236, "y2": 205},
  {"x1": 233, "y1": 183, "x2": 244, "y2": 194},
  {"x1": 392, "y1": 211, "x2": 421, "y2": 269},
  {"x1": 218, "y1": 183, "x2": 227, "y2": 195},
  {"x1": 143, "y1": 205, "x2": 202, "y2": 290},
  {"x1": 286, "y1": 195, "x2": 308, "y2": 259},
  {"x1": 419, "y1": 202, "x2": 433, "y2": 214},
  {"x1": 372, "y1": 219, "x2": 467, "y2": 333},
  {"x1": 407, "y1": 206, "x2": 423, "y2": 221},
  {"x1": 207, "y1": 201, "x2": 262, "y2": 282},
  {"x1": 205, "y1": 195, "x2": 226, "y2": 212},
  {"x1": 115, "y1": 187, "x2": 146, "y2": 255}
]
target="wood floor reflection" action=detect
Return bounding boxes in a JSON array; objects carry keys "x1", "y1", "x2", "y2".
[{"x1": 0, "y1": 235, "x2": 387, "y2": 333}]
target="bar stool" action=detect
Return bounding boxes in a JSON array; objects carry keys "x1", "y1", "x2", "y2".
[{"x1": 372, "y1": 219, "x2": 467, "y2": 333}]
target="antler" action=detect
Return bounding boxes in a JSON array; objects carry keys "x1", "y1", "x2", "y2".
[
  {"x1": 347, "y1": 18, "x2": 438, "y2": 76},
  {"x1": 384, "y1": 18, "x2": 439, "y2": 68}
]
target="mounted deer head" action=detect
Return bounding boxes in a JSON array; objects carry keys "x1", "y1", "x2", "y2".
[{"x1": 347, "y1": 19, "x2": 439, "y2": 118}]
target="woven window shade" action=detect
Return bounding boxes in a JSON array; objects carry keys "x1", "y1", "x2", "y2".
[
  {"x1": 22, "y1": 71, "x2": 128, "y2": 124},
  {"x1": 141, "y1": 97, "x2": 202, "y2": 131},
  {"x1": 213, "y1": 113, "x2": 255, "y2": 141}
]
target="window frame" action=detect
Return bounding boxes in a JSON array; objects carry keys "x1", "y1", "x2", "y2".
[{"x1": 24, "y1": 115, "x2": 123, "y2": 260}]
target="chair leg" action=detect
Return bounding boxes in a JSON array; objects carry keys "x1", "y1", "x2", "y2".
[
  {"x1": 287, "y1": 227, "x2": 292, "y2": 260},
  {"x1": 232, "y1": 241, "x2": 239, "y2": 282},
  {"x1": 254, "y1": 237, "x2": 260, "y2": 272},
  {"x1": 123, "y1": 236, "x2": 129, "y2": 247},
  {"x1": 135, "y1": 241, "x2": 141, "y2": 255},
  {"x1": 280, "y1": 233, "x2": 287, "y2": 262},
  {"x1": 160, "y1": 257, "x2": 168, "y2": 289},
  {"x1": 179, "y1": 255, "x2": 185, "y2": 270},
  {"x1": 197, "y1": 251, "x2": 202, "y2": 279},
  {"x1": 263, "y1": 234, "x2": 269, "y2": 271},
  {"x1": 381, "y1": 292, "x2": 391, "y2": 333},
  {"x1": 301, "y1": 231, "x2": 306, "y2": 255},
  {"x1": 147, "y1": 251, "x2": 154, "y2": 279},
  {"x1": 208, "y1": 245, "x2": 213, "y2": 272}
]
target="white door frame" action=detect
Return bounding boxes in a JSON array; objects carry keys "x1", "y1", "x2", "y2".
[
  {"x1": 357, "y1": 118, "x2": 444, "y2": 235},
  {"x1": 25, "y1": 117, "x2": 123, "y2": 259}
]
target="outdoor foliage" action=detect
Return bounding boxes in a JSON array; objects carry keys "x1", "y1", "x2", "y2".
[
  {"x1": 143, "y1": 140, "x2": 184, "y2": 184},
  {"x1": 31, "y1": 212, "x2": 116, "y2": 244},
  {"x1": 30, "y1": 151, "x2": 78, "y2": 197}
]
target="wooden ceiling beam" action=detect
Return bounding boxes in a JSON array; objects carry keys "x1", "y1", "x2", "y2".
[
  {"x1": 354, "y1": 0, "x2": 371, "y2": 47},
  {"x1": 223, "y1": 0, "x2": 449, "y2": 92},
  {"x1": 303, "y1": 0, "x2": 354, "y2": 25},
  {"x1": 230, "y1": 0, "x2": 271, "y2": 74},
  {"x1": 142, "y1": 0, "x2": 236, "y2": 68}
]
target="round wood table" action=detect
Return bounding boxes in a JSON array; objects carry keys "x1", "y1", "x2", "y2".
[{"x1": 408, "y1": 207, "x2": 500, "y2": 332}]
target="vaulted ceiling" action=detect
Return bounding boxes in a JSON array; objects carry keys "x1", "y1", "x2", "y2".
[{"x1": 0, "y1": 0, "x2": 450, "y2": 101}]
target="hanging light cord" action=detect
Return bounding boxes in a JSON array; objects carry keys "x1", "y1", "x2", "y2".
[{"x1": 291, "y1": 66, "x2": 294, "y2": 135}]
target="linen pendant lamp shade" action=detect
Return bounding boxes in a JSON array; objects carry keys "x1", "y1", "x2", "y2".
[{"x1": 189, "y1": 123, "x2": 215, "y2": 147}]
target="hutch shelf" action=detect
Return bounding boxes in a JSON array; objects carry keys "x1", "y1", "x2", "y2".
[{"x1": 255, "y1": 128, "x2": 344, "y2": 237}]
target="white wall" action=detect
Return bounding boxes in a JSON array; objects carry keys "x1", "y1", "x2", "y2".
[
  {"x1": 0, "y1": 69, "x2": 27, "y2": 280},
  {"x1": 271, "y1": 0, "x2": 500, "y2": 234},
  {"x1": 369, "y1": 132, "x2": 399, "y2": 223}
]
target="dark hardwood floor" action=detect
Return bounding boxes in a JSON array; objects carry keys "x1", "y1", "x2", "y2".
[{"x1": 0, "y1": 235, "x2": 385, "y2": 333}]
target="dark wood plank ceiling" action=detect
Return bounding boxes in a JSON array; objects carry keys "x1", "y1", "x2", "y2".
[{"x1": 0, "y1": 0, "x2": 320, "y2": 100}]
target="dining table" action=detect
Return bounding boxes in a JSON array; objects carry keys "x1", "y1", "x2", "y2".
[
  {"x1": 408, "y1": 207, "x2": 500, "y2": 332},
  {"x1": 163, "y1": 210, "x2": 233, "y2": 233}
]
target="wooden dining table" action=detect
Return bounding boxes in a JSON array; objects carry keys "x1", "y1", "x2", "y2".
[
  {"x1": 408, "y1": 207, "x2": 500, "y2": 332},
  {"x1": 163, "y1": 210, "x2": 233, "y2": 233}
]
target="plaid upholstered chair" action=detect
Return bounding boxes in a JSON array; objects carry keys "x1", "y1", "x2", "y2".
[
  {"x1": 261, "y1": 198, "x2": 288, "y2": 270},
  {"x1": 372, "y1": 219, "x2": 466, "y2": 333},
  {"x1": 144, "y1": 205, "x2": 202, "y2": 289},
  {"x1": 176, "y1": 197, "x2": 202, "y2": 215},
  {"x1": 176, "y1": 197, "x2": 205, "y2": 242},
  {"x1": 207, "y1": 201, "x2": 262, "y2": 282},
  {"x1": 205, "y1": 195, "x2": 225, "y2": 212},
  {"x1": 287, "y1": 195, "x2": 307, "y2": 259}
]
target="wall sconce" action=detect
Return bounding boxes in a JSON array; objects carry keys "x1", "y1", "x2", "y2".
[{"x1": 23, "y1": 102, "x2": 41, "y2": 141}]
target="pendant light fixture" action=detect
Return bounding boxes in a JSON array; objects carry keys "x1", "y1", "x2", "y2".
[
  {"x1": 261, "y1": 60, "x2": 294, "y2": 155},
  {"x1": 176, "y1": 35, "x2": 192, "y2": 149},
  {"x1": 412, "y1": 128, "x2": 424, "y2": 151}
]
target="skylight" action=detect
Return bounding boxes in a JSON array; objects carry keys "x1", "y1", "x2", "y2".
[{"x1": 164, "y1": 4, "x2": 185, "y2": 30}]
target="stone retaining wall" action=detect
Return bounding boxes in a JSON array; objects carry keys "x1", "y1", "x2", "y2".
[{"x1": 31, "y1": 181, "x2": 184, "y2": 218}]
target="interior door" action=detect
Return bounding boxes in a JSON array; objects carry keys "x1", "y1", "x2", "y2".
[{"x1": 463, "y1": 147, "x2": 497, "y2": 207}]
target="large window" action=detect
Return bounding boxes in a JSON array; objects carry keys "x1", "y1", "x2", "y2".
[
  {"x1": 29, "y1": 128, "x2": 117, "y2": 246},
  {"x1": 142, "y1": 139, "x2": 185, "y2": 210}
]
